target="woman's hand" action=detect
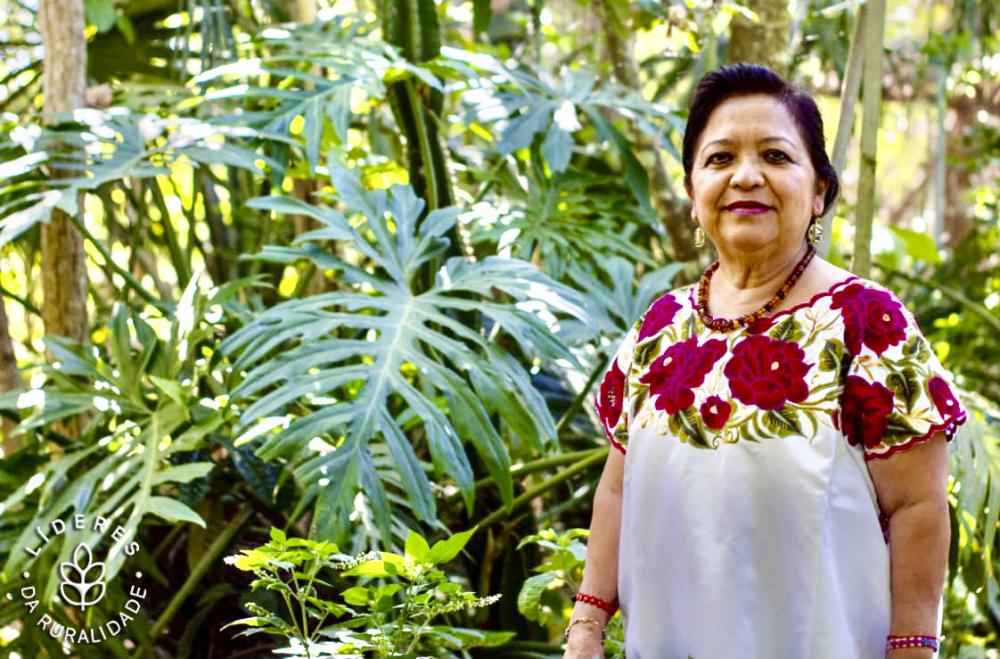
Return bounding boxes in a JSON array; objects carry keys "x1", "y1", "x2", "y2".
[{"x1": 562, "y1": 623, "x2": 605, "y2": 659}]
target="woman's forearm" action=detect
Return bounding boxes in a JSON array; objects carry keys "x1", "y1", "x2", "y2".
[
  {"x1": 574, "y1": 476, "x2": 623, "y2": 624},
  {"x1": 885, "y1": 498, "x2": 950, "y2": 657}
]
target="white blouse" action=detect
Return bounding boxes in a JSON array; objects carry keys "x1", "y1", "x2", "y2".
[{"x1": 594, "y1": 277, "x2": 967, "y2": 658}]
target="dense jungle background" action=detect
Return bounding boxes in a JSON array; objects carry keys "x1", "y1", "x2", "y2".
[{"x1": 0, "y1": 0, "x2": 998, "y2": 656}]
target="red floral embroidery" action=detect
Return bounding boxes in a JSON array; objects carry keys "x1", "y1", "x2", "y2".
[
  {"x1": 723, "y1": 335, "x2": 811, "y2": 411},
  {"x1": 928, "y1": 376, "x2": 960, "y2": 419},
  {"x1": 839, "y1": 375, "x2": 895, "y2": 449},
  {"x1": 700, "y1": 395, "x2": 732, "y2": 430},
  {"x1": 744, "y1": 316, "x2": 774, "y2": 335},
  {"x1": 830, "y1": 283, "x2": 907, "y2": 356},
  {"x1": 596, "y1": 358, "x2": 627, "y2": 431},
  {"x1": 639, "y1": 337, "x2": 727, "y2": 415},
  {"x1": 638, "y1": 294, "x2": 682, "y2": 341}
]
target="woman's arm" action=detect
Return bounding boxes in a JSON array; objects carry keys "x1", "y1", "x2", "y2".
[
  {"x1": 867, "y1": 433, "x2": 951, "y2": 659},
  {"x1": 563, "y1": 447, "x2": 625, "y2": 658}
]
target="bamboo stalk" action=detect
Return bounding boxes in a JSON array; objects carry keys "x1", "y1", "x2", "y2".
[
  {"x1": 933, "y1": 62, "x2": 947, "y2": 246},
  {"x1": 852, "y1": 0, "x2": 886, "y2": 278},
  {"x1": 818, "y1": 4, "x2": 865, "y2": 258}
]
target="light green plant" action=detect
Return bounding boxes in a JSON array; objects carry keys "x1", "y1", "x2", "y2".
[
  {"x1": 224, "y1": 526, "x2": 513, "y2": 658},
  {"x1": 517, "y1": 527, "x2": 624, "y2": 658}
]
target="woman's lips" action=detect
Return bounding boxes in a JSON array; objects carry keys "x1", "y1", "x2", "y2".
[{"x1": 724, "y1": 204, "x2": 771, "y2": 215}]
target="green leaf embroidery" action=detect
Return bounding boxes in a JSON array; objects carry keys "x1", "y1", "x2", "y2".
[
  {"x1": 738, "y1": 420, "x2": 757, "y2": 442},
  {"x1": 819, "y1": 338, "x2": 844, "y2": 372},
  {"x1": 669, "y1": 407, "x2": 712, "y2": 448},
  {"x1": 887, "y1": 367, "x2": 921, "y2": 413},
  {"x1": 634, "y1": 337, "x2": 661, "y2": 369},
  {"x1": 882, "y1": 412, "x2": 920, "y2": 445},
  {"x1": 630, "y1": 383, "x2": 649, "y2": 418},
  {"x1": 762, "y1": 407, "x2": 803, "y2": 437},
  {"x1": 683, "y1": 313, "x2": 697, "y2": 340},
  {"x1": 903, "y1": 334, "x2": 930, "y2": 363},
  {"x1": 769, "y1": 315, "x2": 805, "y2": 344}
]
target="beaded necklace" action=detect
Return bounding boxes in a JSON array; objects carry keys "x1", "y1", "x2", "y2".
[{"x1": 695, "y1": 244, "x2": 816, "y2": 332}]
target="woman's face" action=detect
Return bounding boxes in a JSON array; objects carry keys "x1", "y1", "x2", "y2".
[{"x1": 687, "y1": 94, "x2": 827, "y2": 260}]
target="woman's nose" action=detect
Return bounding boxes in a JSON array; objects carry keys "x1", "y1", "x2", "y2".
[{"x1": 730, "y1": 157, "x2": 765, "y2": 189}]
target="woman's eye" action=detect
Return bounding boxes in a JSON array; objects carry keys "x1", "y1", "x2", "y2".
[
  {"x1": 706, "y1": 152, "x2": 731, "y2": 165},
  {"x1": 765, "y1": 150, "x2": 790, "y2": 163}
]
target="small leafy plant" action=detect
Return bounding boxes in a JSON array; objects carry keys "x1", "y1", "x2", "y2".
[
  {"x1": 224, "y1": 526, "x2": 513, "y2": 658},
  {"x1": 518, "y1": 527, "x2": 625, "y2": 657}
]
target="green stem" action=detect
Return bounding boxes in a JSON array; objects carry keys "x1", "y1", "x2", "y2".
[
  {"x1": 134, "y1": 506, "x2": 253, "y2": 657},
  {"x1": 68, "y1": 214, "x2": 166, "y2": 311},
  {"x1": 476, "y1": 448, "x2": 609, "y2": 530},
  {"x1": 403, "y1": 77, "x2": 439, "y2": 210},
  {"x1": 467, "y1": 447, "x2": 606, "y2": 495},
  {"x1": 555, "y1": 357, "x2": 608, "y2": 437},
  {"x1": 290, "y1": 568, "x2": 310, "y2": 651},
  {"x1": 149, "y1": 179, "x2": 192, "y2": 288},
  {"x1": 0, "y1": 283, "x2": 41, "y2": 316}
]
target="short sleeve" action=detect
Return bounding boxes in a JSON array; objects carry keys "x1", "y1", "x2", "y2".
[
  {"x1": 594, "y1": 323, "x2": 640, "y2": 454},
  {"x1": 834, "y1": 282, "x2": 968, "y2": 462}
]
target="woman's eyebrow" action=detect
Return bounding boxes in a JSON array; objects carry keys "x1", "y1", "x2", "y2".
[
  {"x1": 759, "y1": 136, "x2": 797, "y2": 148},
  {"x1": 699, "y1": 136, "x2": 797, "y2": 157}
]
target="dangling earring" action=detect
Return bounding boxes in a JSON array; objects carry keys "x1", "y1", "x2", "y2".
[
  {"x1": 807, "y1": 220, "x2": 824, "y2": 245},
  {"x1": 694, "y1": 226, "x2": 706, "y2": 248}
]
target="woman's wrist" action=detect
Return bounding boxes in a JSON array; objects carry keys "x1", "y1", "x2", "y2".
[
  {"x1": 571, "y1": 601, "x2": 610, "y2": 626},
  {"x1": 884, "y1": 650, "x2": 934, "y2": 659},
  {"x1": 884, "y1": 633, "x2": 938, "y2": 658},
  {"x1": 565, "y1": 615, "x2": 605, "y2": 642}
]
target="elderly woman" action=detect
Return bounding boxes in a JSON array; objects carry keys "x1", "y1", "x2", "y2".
[{"x1": 565, "y1": 64, "x2": 968, "y2": 659}]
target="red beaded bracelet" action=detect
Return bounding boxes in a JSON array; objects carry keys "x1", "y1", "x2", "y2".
[
  {"x1": 574, "y1": 591, "x2": 618, "y2": 616},
  {"x1": 885, "y1": 634, "x2": 939, "y2": 653}
]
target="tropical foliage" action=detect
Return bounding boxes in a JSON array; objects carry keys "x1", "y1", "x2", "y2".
[{"x1": 0, "y1": 0, "x2": 997, "y2": 657}]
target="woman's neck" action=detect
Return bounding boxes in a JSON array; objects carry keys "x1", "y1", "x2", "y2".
[{"x1": 710, "y1": 243, "x2": 812, "y2": 314}]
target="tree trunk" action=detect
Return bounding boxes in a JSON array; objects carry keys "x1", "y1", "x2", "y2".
[
  {"x1": 0, "y1": 297, "x2": 22, "y2": 454},
  {"x1": 40, "y1": 0, "x2": 89, "y2": 438},
  {"x1": 593, "y1": 0, "x2": 697, "y2": 263},
  {"x1": 727, "y1": 0, "x2": 791, "y2": 76}
]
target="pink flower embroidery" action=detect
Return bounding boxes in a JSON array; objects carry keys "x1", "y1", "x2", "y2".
[
  {"x1": 928, "y1": 376, "x2": 960, "y2": 419},
  {"x1": 830, "y1": 283, "x2": 907, "y2": 356},
  {"x1": 723, "y1": 335, "x2": 811, "y2": 411},
  {"x1": 596, "y1": 358, "x2": 627, "y2": 431},
  {"x1": 639, "y1": 337, "x2": 727, "y2": 415},
  {"x1": 839, "y1": 375, "x2": 895, "y2": 449},
  {"x1": 700, "y1": 395, "x2": 732, "y2": 430},
  {"x1": 638, "y1": 294, "x2": 682, "y2": 341}
]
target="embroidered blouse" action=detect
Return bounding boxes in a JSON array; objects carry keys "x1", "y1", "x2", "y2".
[{"x1": 593, "y1": 276, "x2": 967, "y2": 659}]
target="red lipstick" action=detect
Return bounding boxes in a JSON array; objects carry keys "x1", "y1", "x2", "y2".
[{"x1": 724, "y1": 201, "x2": 771, "y2": 215}]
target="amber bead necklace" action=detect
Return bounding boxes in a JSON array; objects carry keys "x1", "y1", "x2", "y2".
[{"x1": 696, "y1": 244, "x2": 816, "y2": 332}]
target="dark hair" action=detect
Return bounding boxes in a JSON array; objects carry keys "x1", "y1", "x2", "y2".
[{"x1": 682, "y1": 63, "x2": 840, "y2": 217}]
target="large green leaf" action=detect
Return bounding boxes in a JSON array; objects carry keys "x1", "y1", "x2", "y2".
[
  {"x1": 223, "y1": 168, "x2": 585, "y2": 541},
  {"x1": 0, "y1": 277, "x2": 236, "y2": 602}
]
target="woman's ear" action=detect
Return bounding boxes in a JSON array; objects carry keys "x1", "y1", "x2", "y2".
[{"x1": 814, "y1": 178, "x2": 830, "y2": 215}]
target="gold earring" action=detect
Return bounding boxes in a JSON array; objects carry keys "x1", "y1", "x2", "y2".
[
  {"x1": 694, "y1": 226, "x2": 706, "y2": 248},
  {"x1": 807, "y1": 220, "x2": 824, "y2": 245}
]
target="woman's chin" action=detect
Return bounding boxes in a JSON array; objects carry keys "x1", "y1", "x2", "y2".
[{"x1": 717, "y1": 230, "x2": 779, "y2": 255}]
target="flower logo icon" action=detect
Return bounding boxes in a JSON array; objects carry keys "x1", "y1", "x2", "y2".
[{"x1": 59, "y1": 542, "x2": 107, "y2": 611}]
